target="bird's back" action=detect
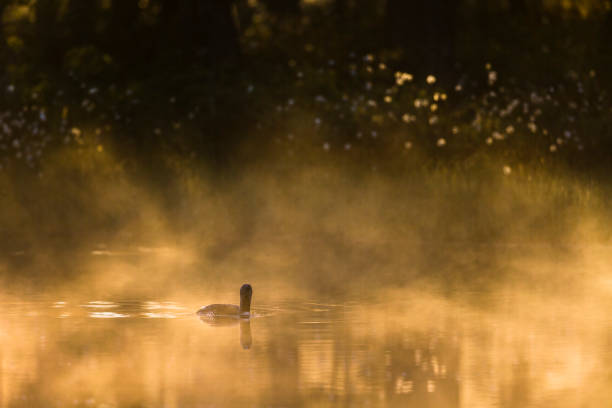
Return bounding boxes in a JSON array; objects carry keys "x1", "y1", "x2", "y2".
[{"x1": 197, "y1": 303, "x2": 240, "y2": 317}]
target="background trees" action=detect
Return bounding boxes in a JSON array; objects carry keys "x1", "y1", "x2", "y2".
[
  {"x1": 0, "y1": 0, "x2": 609, "y2": 172},
  {"x1": 1, "y1": 0, "x2": 605, "y2": 85}
]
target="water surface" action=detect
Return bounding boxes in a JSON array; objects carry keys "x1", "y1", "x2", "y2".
[{"x1": 1, "y1": 273, "x2": 612, "y2": 408}]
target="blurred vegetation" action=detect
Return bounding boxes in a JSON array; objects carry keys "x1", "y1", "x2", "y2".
[
  {"x1": 0, "y1": 0, "x2": 612, "y2": 254},
  {"x1": 0, "y1": 0, "x2": 610, "y2": 171}
]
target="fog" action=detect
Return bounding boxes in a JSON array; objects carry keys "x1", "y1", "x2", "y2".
[
  {"x1": 1, "y1": 145, "x2": 612, "y2": 407},
  {"x1": 0, "y1": 142, "x2": 609, "y2": 303}
]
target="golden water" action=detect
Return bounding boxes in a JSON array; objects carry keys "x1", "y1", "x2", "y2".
[{"x1": 1, "y1": 264, "x2": 612, "y2": 408}]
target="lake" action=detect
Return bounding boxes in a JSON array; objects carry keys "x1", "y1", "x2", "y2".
[{"x1": 1, "y1": 246, "x2": 611, "y2": 408}]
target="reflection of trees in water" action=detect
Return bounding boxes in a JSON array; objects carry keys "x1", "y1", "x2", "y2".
[
  {"x1": 500, "y1": 354, "x2": 531, "y2": 408},
  {"x1": 381, "y1": 330, "x2": 460, "y2": 407},
  {"x1": 281, "y1": 310, "x2": 460, "y2": 407},
  {"x1": 255, "y1": 312, "x2": 301, "y2": 407}
]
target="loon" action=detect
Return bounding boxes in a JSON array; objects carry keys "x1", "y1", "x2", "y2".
[{"x1": 197, "y1": 284, "x2": 252, "y2": 318}]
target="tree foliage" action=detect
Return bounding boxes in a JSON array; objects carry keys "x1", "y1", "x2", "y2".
[{"x1": 0, "y1": 0, "x2": 610, "y2": 172}]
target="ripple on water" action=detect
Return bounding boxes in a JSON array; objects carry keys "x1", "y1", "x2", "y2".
[
  {"x1": 89, "y1": 312, "x2": 129, "y2": 319},
  {"x1": 142, "y1": 301, "x2": 185, "y2": 311},
  {"x1": 81, "y1": 301, "x2": 118, "y2": 309},
  {"x1": 141, "y1": 312, "x2": 178, "y2": 319}
]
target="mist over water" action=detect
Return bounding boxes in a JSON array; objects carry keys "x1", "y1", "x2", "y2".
[
  {"x1": 2, "y1": 0, "x2": 612, "y2": 405},
  {"x1": 2, "y1": 146, "x2": 609, "y2": 294},
  {"x1": 1, "y1": 151, "x2": 612, "y2": 407},
  {"x1": 2, "y1": 255, "x2": 612, "y2": 408}
]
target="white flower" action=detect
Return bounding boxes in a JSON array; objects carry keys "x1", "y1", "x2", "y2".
[
  {"x1": 488, "y1": 71, "x2": 498, "y2": 86},
  {"x1": 402, "y1": 114, "x2": 415, "y2": 123},
  {"x1": 527, "y1": 122, "x2": 537, "y2": 133},
  {"x1": 395, "y1": 72, "x2": 413, "y2": 85}
]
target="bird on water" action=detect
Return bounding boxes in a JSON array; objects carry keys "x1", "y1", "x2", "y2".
[{"x1": 197, "y1": 284, "x2": 253, "y2": 318}]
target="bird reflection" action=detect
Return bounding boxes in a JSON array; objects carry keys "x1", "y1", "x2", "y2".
[
  {"x1": 240, "y1": 320, "x2": 252, "y2": 349},
  {"x1": 199, "y1": 315, "x2": 253, "y2": 349}
]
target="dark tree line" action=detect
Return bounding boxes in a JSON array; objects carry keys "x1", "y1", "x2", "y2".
[
  {"x1": 0, "y1": 0, "x2": 610, "y2": 174},
  {"x1": 1, "y1": 0, "x2": 608, "y2": 81},
  {"x1": 0, "y1": 0, "x2": 243, "y2": 76}
]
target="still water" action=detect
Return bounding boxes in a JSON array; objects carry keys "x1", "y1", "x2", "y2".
[{"x1": 2, "y1": 253, "x2": 612, "y2": 408}]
